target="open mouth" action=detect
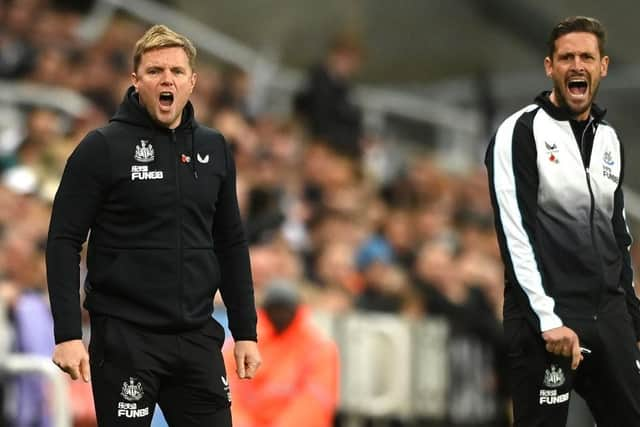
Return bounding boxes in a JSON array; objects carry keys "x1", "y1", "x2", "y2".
[
  {"x1": 159, "y1": 92, "x2": 174, "y2": 107},
  {"x1": 567, "y1": 79, "x2": 588, "y2": 97}
]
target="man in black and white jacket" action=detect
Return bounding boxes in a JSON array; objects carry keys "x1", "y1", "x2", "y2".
[{"x1": 486, "y1": 16, "x2": 640, "y2": 426}]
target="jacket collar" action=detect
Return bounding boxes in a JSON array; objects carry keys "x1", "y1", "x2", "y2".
[
  {"x1": 535, "y1": 91, "x2": 606, "y2": 123},
  {"x1": 110, "y1": 85, "x2": 196, "y2": 131}
]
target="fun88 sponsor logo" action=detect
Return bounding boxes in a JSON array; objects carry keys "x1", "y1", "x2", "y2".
[
  {"x1": 117, "y1": 402, "x2": 150, "y2": 418},
  {"x1": 131, "y1": 165, "x2": 163, "y2": 181},
  {"x1": 539, "y1": 389, "x2": 569, "y2": 405}
]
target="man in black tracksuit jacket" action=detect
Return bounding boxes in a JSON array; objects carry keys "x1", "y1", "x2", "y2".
[
  {"x1": 46, "y1": 25, "x2": 261, "y2": 426},
  {"x1": 486, "y1": 17, "x2": 640, "y2": 426}
]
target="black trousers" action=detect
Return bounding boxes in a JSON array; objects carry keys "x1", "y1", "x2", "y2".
[
  {"x1": 89, "y1": 315, "x2": 232, "y2": 427},
  {"x1": 505, "y1": 312, "x2": 640, "y2": 427}
]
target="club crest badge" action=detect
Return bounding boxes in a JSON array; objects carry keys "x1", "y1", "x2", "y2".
[
  {"x1": 121, "y1": 377, "x2": 144, "y2": 402},
  {"x1": 603, "y1": 150, "x2": 614, "y2": 166},
  {"x1": 602, "y1": 150, "x2": 619, "y2": 184},
  {"x1": 543, "y1": 365, "x2": 565, "y2": 388},
  {"x1": 135, "y1": 140, "x2": 155, "y2": 163}
]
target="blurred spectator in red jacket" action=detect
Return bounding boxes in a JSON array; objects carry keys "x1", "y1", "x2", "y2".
[{"x1": 223, "y1": 280, "x2": 339, "y2": 427}]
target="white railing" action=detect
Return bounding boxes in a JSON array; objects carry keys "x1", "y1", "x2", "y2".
[
  {"x1": 1, "y1": 354, "x2": 71, "y2": 427},
  {"x1": 0, "y1": 81, "x2": 92, "y2": 117}
]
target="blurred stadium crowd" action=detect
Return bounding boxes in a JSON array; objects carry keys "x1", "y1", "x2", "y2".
[{"x1": 0, "y1": 1, "x2": 556, "y2": 426}]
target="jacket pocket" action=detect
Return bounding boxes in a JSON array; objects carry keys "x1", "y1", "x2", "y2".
[
  {"x1": 181, "y1": 249, "x2": 220, "y2": 321},
  {"x1": 85, "y1": 248, "x2": 180, "y2": 323}
]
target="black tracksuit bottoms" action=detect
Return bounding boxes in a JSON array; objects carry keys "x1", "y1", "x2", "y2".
[
  {"x1": 505, "y1": 311, "x2": 640, "y2": 427},
  {"x1": 88, "y1": 315, "x2": 232, "y2": 427}
]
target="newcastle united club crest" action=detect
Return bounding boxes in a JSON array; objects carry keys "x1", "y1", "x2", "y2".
[
  {"x1": 121, "y1": 377, "x2": 144, "y2": 402},
  {"x1": 135, "y1": 140, "x2": 155, "y2": 163}
]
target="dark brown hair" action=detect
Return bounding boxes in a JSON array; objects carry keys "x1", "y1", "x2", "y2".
[{"x1": 547, "y1": 16, "x2": 606, "y2": 58}]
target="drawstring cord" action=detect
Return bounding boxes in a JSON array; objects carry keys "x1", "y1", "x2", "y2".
[
  {"x1": 177, "y1": 126, "x2": 198, "y2": 180},
  {"x1": 189, "y1": 125, "x2": 198, "y2": 180}
]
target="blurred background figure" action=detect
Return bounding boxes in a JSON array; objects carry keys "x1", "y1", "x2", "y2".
[
  {"x1": 223, "y1": 280, "x2": 339, "y2": 427},
  {"x1": 1, "y1": 230, "x2": 54, "y2": 427},
  {"x1": 294, "y1": 32, "x2": 364, "y2": 158}
]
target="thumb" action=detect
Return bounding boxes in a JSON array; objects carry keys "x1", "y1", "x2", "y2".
[
  {"x1": 68, "y1": 365, "x2": 80, "y2": 381},
  {"x1": 80, "y1": 357, "x2": 91, "y2": 383},
  {"x1": 570, "y1": 339, "x2": 582, "y2": 370}
]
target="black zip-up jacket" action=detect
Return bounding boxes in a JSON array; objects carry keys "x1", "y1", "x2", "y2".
[
  {"x1": 46, "y1": 86, "x2": 256, "y2": 344},
  {"x1": 486, "y1": 92, "x2": 640, "y2": 339}
]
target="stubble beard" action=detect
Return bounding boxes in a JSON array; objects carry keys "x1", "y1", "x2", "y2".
[{"x1": 552, "y1": 78, "x2": 600, "y2": 120}]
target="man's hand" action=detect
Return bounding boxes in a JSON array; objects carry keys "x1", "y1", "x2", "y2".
[
  {"x1": 52, "y1": 339, "x2": 90, "y2": 382},
  {"x1": 233, "y1": 340, "x2": 261, "y2": 379},
  {"x1": 542, "y1": 326, "x2": 583, "y2": 370}
]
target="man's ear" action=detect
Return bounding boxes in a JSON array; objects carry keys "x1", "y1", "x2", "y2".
[
  {"x1": 544, "y1": 56, "x2": 553, "y2": 78},
  {"x1": 131, "y1": 72, "x2": 139, "y2": 91},
  {"x1": 600, "y1": 55, "x2": 609, "y2": 78},
  {"x1": 189, "y1": 72, "x2": 197, "y2": 94}
]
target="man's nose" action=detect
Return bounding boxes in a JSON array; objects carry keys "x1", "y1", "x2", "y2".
[
  {"x1": 571, "y1": 57, "x2": 585, "y2": 71},
  {"x1": 160, "y1": 71, "x2": 173, "y2": 84}
]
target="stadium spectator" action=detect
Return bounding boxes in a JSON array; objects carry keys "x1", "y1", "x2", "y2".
[
  {"x1": 413, "y1": 238, "x2": 507, "y2": 426},
  {"x1": 223, "y1": 280, "x2": 339, "y2": 427},
  {"x1": 294, "y1": 32, "x2": 364, "y2": 158},
  {"x1": 1, "y1": 230, "x2": 54, "y2": 427}
]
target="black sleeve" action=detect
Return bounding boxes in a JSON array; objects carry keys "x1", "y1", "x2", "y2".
[
  {"x1": 214, "y1": 139, "x2": 257, "y2": 341},
  {"x1": 46, "y1": 130, "x2": 110, "y2": 344},
  {"x1": 612, "y1": 144, "x2": 640, "y2": 340}
]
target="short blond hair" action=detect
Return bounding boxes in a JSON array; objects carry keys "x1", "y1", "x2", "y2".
[{"x1": 133, "y1": 24, "x2": 197, "y2": 71}]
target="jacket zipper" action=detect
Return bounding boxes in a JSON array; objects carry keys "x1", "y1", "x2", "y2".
[
  {"x1": 172, "y1": 129, "x2": 184, "y2": 324},
  {"x1": 579, "y1": 120, "x2": 603, "y2": 319}
]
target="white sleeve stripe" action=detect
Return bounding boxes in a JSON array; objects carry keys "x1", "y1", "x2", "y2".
[
  {"x1": 623, "y1": 207, "x2": 633, "y2": 249},
  {"x1": 622, "y1": 208, "x2": 636, "y2": 289},
  {"x1": 493, "y1": 105, "x2": 563, "y2": 332}
]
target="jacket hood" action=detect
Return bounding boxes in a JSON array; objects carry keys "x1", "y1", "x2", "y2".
[
  {"x1": 111, "y1": 85, "x2": 197, "y2": 130},
  {"x1": 535, "y1": 91, "x2": 607, "y2": 122}
]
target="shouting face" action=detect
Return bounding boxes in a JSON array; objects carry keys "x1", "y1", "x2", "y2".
[
  {"x1": 544, "y1": 32, "x2": 609, "y2": 121},
  {"x1": 132, "y1": 46, "x2": 197, "y2": 129}
]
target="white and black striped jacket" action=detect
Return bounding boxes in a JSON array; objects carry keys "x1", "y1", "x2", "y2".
[{"x1": 486, "y1": 92, "x2": 640, "y2": 339}]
